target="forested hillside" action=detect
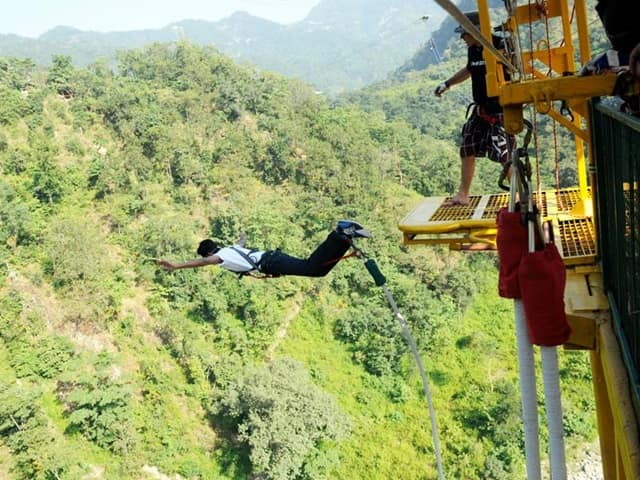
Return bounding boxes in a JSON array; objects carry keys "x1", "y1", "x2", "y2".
[{"x1": 0, "y1": 42, "x2": 596, "y2": 479}]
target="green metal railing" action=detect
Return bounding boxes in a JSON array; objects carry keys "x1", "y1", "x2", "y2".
[{"x1": 591, "y1": 99, "x2": 640, "y2": 417}]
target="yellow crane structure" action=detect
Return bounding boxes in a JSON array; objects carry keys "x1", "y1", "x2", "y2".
[{"x1": 399, "y1": 0, "x2": 640, "y2": 478}]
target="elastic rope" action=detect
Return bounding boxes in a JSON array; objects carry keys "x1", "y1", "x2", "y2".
[{"x1": 361, "y1": 255, "x2": 445, "y2": 480}]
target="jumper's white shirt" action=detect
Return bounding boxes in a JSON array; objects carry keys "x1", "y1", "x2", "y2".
[{"x1": 216, "y1": 245, "x2": 265, "y2": 273}]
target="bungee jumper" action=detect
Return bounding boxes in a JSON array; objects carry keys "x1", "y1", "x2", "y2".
[
  {"x1": 158, "y1": 220, "x2": 371, "y2": 278},
  {"x1": 194, "y1": 221, "x2": 449, "y2": 478},
  {"x1": 159, "y1": 218, "x2": 446, "y2": 476}
]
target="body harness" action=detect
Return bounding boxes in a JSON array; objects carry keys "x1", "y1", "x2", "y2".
[
  {"x1": 465, "y1": 102, "x2": 505, "y2": 125},
  {"x1": 229, "y1": 246, "x2": 271, "y2": 279}
]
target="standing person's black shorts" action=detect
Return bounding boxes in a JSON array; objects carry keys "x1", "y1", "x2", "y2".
[{"x1": 460, "y1": 107, "x2": 516, "y2": 164}]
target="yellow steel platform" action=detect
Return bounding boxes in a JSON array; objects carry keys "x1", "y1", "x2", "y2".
[{"x1": 399, "y1": 188, "x2": 596, "y2": 265}]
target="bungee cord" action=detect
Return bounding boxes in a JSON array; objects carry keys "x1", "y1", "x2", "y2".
[{"x1": 351, "y1": 242, "x2": 446, "y2": 480}]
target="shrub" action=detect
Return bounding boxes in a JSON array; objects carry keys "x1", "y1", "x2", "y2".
[
  {"x1": 58, "y1": 372, "x2": 136, "y2": 454},
  {"x1": 216, "y1": 358, "x2": 350, "y2": 479},
  {"x1": 9, "y1": 335, "x2": 74, "y2": 379}
]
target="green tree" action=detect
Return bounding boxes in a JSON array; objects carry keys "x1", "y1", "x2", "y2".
[
  {"x1": 216, "y1": 358, "x2": 351, "y2": 479},
  {"x1": 46, "y1": 55, "x2": 75, "y2": 97},
  {"x1": 58, "y1": 371, "x2": 136, "y2": 454},
  {"x1": 44, "y1": 214, "x2": 121, "y2": 323},
  {"x1": 0, "y1": 87, "x2": 31, "y2": 125},
  {"x1": 0, "y1": 385, "x2": 76, "y2": 480},
  {"x1": 28, "y1": 139, "x2": 65, "y2": 205},
  {"x1": 0, "y1": 57, "x2": 36, "y2": 90},
  {"x1": 0, "y1": 181, "x2": 37, "y2": 247}
]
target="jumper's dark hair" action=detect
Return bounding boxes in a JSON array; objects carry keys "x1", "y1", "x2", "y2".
[{"x1": 197, "y1": 239, "x2": 220, "y2": 257}]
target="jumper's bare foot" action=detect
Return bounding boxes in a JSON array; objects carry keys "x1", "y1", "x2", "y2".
[{"x1": 444, "y1": 194, "x2": 469, "y2": 206}]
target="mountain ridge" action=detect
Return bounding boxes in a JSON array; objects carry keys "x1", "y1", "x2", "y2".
[{"x1": 0, "y1": 0, "x2": 446, "y2": 93}]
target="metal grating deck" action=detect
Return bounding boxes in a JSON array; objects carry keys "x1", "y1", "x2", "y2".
[
  {"x1": 554, "y1": 218, "x2": 597, "y2": 265},
  {"x1": 399, "y1": 188, "x2": 596, "y2": 264},
  {"x1": 556, "y1": 189, "x2": 583, "y2": 214},
  {"x1": 430, "y1": 197, "x2": 480, "y2": 222},
  {"x1": 481, "y1": 193, "x2": 510, "y2": 219}
]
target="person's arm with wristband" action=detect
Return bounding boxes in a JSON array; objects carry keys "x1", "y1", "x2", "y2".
[{"x1": 434, "y1": 67, "x2": 471, "y2": 96}]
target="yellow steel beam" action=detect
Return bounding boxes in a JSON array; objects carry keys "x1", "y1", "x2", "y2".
[
  {"x1": 502, "y1": 74, "x2": 617, "y2": 108},
  {"x1": 569, "y1": 99, "x2": 590, "y2": 121},
  {"x1": 521, "y1": 46, "x2": 574, "y2": 76},
  {"x1": 477, "y1": 0, "x2": 500, "y2": 98},
  {"x1": 596, "y1": 319, "x2": 640, "y2": 479},
  {"x1": 500, "y1": 74, "x2": 618, "y2": 134},
  {"x1": 565, "y1": 315, "x2": 596, "y2": 350},
  {"x1": 592, "y1": 348, "x2": 616, "y2": 479},
  {"x1": 575, "y1": 132, "x2": 590, "y2": 208},
  {"x1": 558, "y1": 0, "x2": 576, "y2": 72},
  {"x1": 574, "y1": 0, "x2": 592, "y2": 64}
]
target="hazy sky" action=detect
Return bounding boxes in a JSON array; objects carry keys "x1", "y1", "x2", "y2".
[{"x1": 2, "y1": 0, "x2": 323, "y2": 38}]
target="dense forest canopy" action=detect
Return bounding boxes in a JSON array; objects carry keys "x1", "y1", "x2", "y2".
[{"x1": 0, "y1": 19, "x2": 601, "y2": 479}]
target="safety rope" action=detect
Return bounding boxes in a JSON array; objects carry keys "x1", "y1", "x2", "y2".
[
  {"x1": 522, "y1": 0, "x2": 564, "y2": 208},
  {"x1": 537, "y1": 0, "x2": 554, "y2": 78},
  {"x1": 499, "y1": 119, "x2": 534, "y2": 196},
  {"x1": 519, "y1": 0, "x2": 542, "y2": 202},
  {"x1": 532, "y1": 107, "x2": 542, "y2": 201},
  {"x1": 537, "y1": 0, "x2": 565, "y2": 206}
]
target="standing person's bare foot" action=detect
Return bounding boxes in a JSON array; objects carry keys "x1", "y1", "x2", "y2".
[{"x1": 444, "y1": 194, "x2": 470, "y2": 206}]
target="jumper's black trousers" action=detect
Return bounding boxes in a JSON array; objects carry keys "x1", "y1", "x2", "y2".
[{"x1": 258, "y1": 231, "x2": 351, "y2": 277}]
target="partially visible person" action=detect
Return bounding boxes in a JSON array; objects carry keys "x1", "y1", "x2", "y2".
[
  {"x1": 434, "y1": 11, "x2": 515, "y2": 206},
  {"x1": 617, "y1": 42, "x2": 640, "y2": 116},
  {"x1": 158, "y1": 220, "x2": 371, "y2": 278},
  {"x1": 596, "y1": 0, "x2": 639, "y2": 57},
  {"x1": 580, "y1": 0, "x2": 640, "y2": 75},
  {"x1": 630, "y1": 43, "x2": 640, "y2": 88}
]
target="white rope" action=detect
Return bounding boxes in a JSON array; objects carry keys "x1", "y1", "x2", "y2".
[
  {"x1": 523, "y1": 146, "x2": 568, "y2": 480},
  {"x1": 510, "y1": 164, "x2": 542, "y2": 480},
  {"x1": 514, "y1": 300, "x2": 542, "y2": 479},
  {"x1": 541, "y1": 346, "x2": 568, "y2": 479}
]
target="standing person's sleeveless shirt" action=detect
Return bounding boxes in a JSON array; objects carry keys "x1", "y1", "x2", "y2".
[{"x1": 467, "y1": 39, "x2": 510, "y2": 116}]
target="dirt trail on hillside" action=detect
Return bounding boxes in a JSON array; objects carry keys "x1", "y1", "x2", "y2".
[{"x1": 265, "y1": 296, "x2": 302, "y2": 361}]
